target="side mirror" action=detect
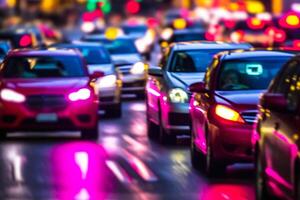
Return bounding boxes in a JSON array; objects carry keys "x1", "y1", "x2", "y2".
[
  {"x1": 148, "y1": 67, "x2": 163, "y2": 76},
  {"x1": 189, "y1": 82, "x2": 209, "y2": 93},
  {"x1": 90, "y1": 71, "x2": 104, "y2": 80},
  {"x1": 260, "y1": 93, "x2": 287, "y2": 111}
]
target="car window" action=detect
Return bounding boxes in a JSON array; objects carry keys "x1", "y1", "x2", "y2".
[
  {"x1": 273, "y1": 60, "x2": 300, "y2": 111},
  {"x1": 78, "y1": 47, "x2": 111, "y2": 65},
  {"x1": 102, "y1": 39, "x2": 138, "y2": 54},
  {"x1": 2, "y1": 56, "x2": 86, "y2": 78},
  {"x1": 217, "y1": 57, "x2": 290, "y2": 91},
  {"x1": 170, "y1": 49, "x2": 226, "y2": 73}
]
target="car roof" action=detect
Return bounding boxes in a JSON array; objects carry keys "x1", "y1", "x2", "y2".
[
  {"x1": 219, "y1": 50, "x2": 294, "y2": 60},
  {"x1": 52, "y1": 42, "x2": 105, "y2": 48},
  {"x1": 171, "y1": 41, "x2": 252, "y2": 51},
  {"x1": 7, "y1": 49, "x2": 79, "y2": 57}
]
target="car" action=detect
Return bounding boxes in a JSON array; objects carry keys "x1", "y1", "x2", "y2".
[
  {"x1": 189, "y1": 50, "x2": 294, "y2": 176},
  {"x1": 82, "y1": 35, "x2": 147, "y2": 98},
  {"x1": 0, "y1": 40, "x2": 11, "y2": 62},
  {"x1": 0, "y1": 28, "x2": 39, "y2": 49},
  {"x1": 146, "y1": 42, "x2": 252, "y2": 144},
  {"x1": 159, "y1": 28, "x2": 206, "y2": 48},
  {"x1": 51, "y1": 42, "x2": 122, "y2": 118},
  {"x1": 254, "y1": 55, "x2": 300, "y2": 199},
  {"x1": 0, "y1": 49, "x2": 103, "y2": 140}
]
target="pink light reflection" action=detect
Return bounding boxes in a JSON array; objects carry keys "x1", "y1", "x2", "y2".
[{"x1": 51, "y1": 142, "x2": 110, "y2": 200}]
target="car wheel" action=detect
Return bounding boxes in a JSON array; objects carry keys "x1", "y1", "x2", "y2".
[
  {"x1": 256, "y1": 150, "x2": 270, "y2": 200},
  {"x1": 105, "y1": 103, "x2": 122, "y2": 118},
  {"x1": 0, "y1": 131, "x2": 7, "y2": 140},
  {"x1": 191, "y1": 132, "x2": 206, "y2": 171},
  {"x1": 158, "y1": 108, "x2": 176, "y2": 145},
  {"x1": 81, "y1": 125, "x2": 99, "y2": 140},
  {"x1": 205, "y1": 134, "x2": 226, "y2": 177},
  {"x1": 147, "y1": 114, "x2": 158, "y2": 140}
]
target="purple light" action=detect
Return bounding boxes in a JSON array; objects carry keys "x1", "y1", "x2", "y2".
[{"x1": 68, "y1": 88, "x2": 91, "y2": 101}]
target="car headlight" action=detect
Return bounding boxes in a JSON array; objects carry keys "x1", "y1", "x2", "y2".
[
  {"x1": 98, "y1": 74, "x2": 117, "y2": 88},
  {"x1": 68, "y1": 88, "x2": 91, "y2": 101},
  {"x1": 0, "y1": 89, "x2": 26, "y2": 103},
  {"x1": 130, "y1": 62, "x2": 146, "y2": 74},
  {"x1": 168, "y1": 88, "x2": 188, "y2": 103}
]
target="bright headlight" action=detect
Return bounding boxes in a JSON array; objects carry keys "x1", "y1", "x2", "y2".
[
  {"x1": 169, "y1": 88, "x2": 188, "y2": 103},
  {"x1": 0, "y1": 89, "x2": 26, "y2": 103},
  {"x1": 130, "y1": 62, "x2": 146, "y2": 74},
  {"x1": 98, "y1": 74, "x2": 117, "y2": 88}
]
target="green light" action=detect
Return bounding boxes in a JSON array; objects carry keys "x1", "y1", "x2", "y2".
[{"x1": 102, "y1": 2, "x2": 111, "y2": 14}]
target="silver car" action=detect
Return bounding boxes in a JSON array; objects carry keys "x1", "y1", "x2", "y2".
[
  {"x1": 146, "y1": 41, "x2": 252, "y2": 144},
  {"x1": 51, "y1": 42, "x2": 122, "y2": 118},
  {"x1": 82, "y1": 35, "x2": 148, "y2": 98}
]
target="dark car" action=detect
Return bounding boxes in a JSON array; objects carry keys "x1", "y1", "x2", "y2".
[
  {"x1": 189, "y1": 50, "x2": 293, "y2": 176},
  {"x1": 0, "y1": 49, "x2": 103, "y2": 139},
  {"x1": 146, "y1": 42, "x2": 252, "y2": 144},
  {"x1": 82, "y1": 35, "x2": 147, "y2": 98},
  {"x1": 51, "y1": 42, "x2": 122, "y2": 117},
  {"x1": 255, "y1": 55, "x2": 300, "y2": 199}
]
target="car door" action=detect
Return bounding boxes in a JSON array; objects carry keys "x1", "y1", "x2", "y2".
[
  {"x1": 264, "y1": 60, "x2": 300, "y2": 192},
  {"x1": 147, "y1": 47, "x2": 171, "y2": 124}
]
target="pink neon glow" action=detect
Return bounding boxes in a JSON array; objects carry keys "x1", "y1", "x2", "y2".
[
  {"x1": 68, "y1": 88, "x2": 91, "y2": 101},
  {"x1": 146, "y1": 87, "x2": 160, "y2": 97},
  {"x1": 265, "y1": 167, "x2": 292, "y2": 190},
  {"x1": 51, "y1": 142, "x2": 109, "y2": 200}
]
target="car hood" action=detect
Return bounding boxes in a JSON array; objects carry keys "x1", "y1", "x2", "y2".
[
  {"x1": 88, "y1": 64, "x2": 114, "y2": 75},
  {"x1": 111, "y1": 54, "x2": 142, "y2": 64},
  {"x1": 215, "y1": 90, "x2": 264, "y2": 110},
  {"x1": 2, "y1": 78, "x2": 90, "y2": 94},
  {"x1": 168, "y1": 72, "x2": 205, "y2": 88}
]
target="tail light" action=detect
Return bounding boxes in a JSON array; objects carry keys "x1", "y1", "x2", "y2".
[
  {"x1": 215, "y1": 104, "x2": 244, "y2": 123},
  {"x1": 293, "y1": 40, "x2": 300, "y2": 48},
  {"x1": 68, "y1": 88, "x2": 91, "y2": 101},
  {"x1": 247, "y1": 17, "x2": 264, "y2": 29},
  {"x1": 279, "y1": 12, "x2": 300, "y2": 29},
  {"x1": 19, "y1": 34, "x2": 32, "y2": 47},
  {"x1": 265, "y1": 27, "x2": 286, "y2": 43}
]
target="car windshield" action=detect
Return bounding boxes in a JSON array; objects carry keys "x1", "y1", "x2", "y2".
[
  {"x1": 170, "y1": 49, "x2": 230, "y2": 73},
  {"x1": 76, "y1": 46, "x2": 111, "y2": 65},
  {"x1": 100, "y1": 39, "x2": 138, "y2": 54},
  {"x1": 122, "y1": 26, "x2": 147, "y2": 35},
  {"x1": 217, "y1": 57, "x2": 290, "y2": 91},
  {"x1": 2, "y1": 55, "x2": 86, "y2": 78},
  {"x1": 173, "y1": 32, "x2": 205, "y2": 42}
]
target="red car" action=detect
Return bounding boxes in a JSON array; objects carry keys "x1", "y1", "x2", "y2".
[
  {"x1": 189, "y1": 50, "x2": 293, "y2": 176},
  {"x1": 0, "y1": 49, "x2": 102, "y2": 139}
]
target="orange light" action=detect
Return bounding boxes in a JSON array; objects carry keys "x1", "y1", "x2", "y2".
[
  {"x1": 279, "y1": 12, "x2": 300, "y2": 28},
  {"x1": 247, "y1": 17, "x2": 264, "y2": 29},
  {"x1": 215, "y1": 105, "x2": 244, "y2": 123},
  {"x1": 173, "y1": 18, "x2": 187, "y2": 30}
]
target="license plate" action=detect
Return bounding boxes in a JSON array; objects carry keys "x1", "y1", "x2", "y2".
[{"x1": 36, "y1": 113, "x2": 58, "y2": 122}]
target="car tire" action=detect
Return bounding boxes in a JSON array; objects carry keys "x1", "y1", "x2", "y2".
[
  {"x1": 105, "y1": 103, "x2": 122, "y2": 118},
  {"x1": 158, "y1": 109, "x2": 176, "y2": 145},
  {"x1": 81, "y1": 125, "x2": 99, "y2": 140},
  {"x1": 205, "y1": 134, "x2": 226, "y2": 177},
  {"x1": 0, "y1": 131, "x2": 7, "y2": 140},
  {"x1": 256, "y1": 150, "x2": 270, "y2": 200},
  {"x1": 191, "y1": 133, "x2": 206, "y2": 171},
  {"x1": 147, "y1": 113, "x2": 158, "y2": 140}
]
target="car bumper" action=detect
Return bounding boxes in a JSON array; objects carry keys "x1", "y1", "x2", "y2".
[
  {"x1": 99, "y1": 86, "x2": 121, "y2": 109},
  {"x1": 209, "y1": 122, "x2": 254, "y2": 163},
  {"x1": 161, "y1": 102, "x2": 191, "y2": 135},
  {"x1": 121, "y1": 73, "x2": 146, "y2": 93},
  {"x1": 0, "y1": 100, "x2": 98, "y2": 132}
]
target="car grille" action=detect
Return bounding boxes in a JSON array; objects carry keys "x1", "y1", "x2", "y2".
[
  {"x1": 117, "y1": 65, "x2": 133, "y2": 75},
  {"x1": 241, "y1": 110, "x2": 258, "y2": 124},
  {"x1": 26, "y1": 95, "x2": 67, "y2": 111}
]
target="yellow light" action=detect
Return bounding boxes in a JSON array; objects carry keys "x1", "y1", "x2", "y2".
[
  {"x1": 229, "y1": 3, "x2": 239, "y2": 11},
  {"x1": 161, "y1": 41, "x2": 169, "y2": 48},
  {"x1": 173, "y1": 18, "x2": 187, "y2": 30},
  {"x1": 215, "y1": 105, "x2": 244, "y2": 123},
  {"x1": 286, "y1": 15, "x2": 300, "y2": 26},
  {"x1": 251, "y1": 18, "x2": 262, "y2": 26},
  {"x1": 105, "y1": 27, "x2": 122, "y2": 41},
  {"x1": 246, "y1": 1, "x2": 265, "y2": 14},
  {"x1": 7, "y1": 0, "x2": 16, "y2": 8}
]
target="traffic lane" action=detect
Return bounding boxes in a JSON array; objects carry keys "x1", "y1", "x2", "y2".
[{"x1": 0, "y1": 99, "x2": 255, "y2": 200}]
